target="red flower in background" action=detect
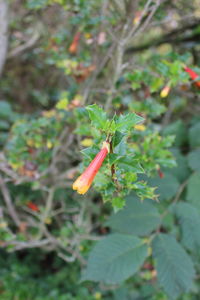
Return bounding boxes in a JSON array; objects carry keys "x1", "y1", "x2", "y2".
[
  {"x1": 158, "y1": 169, "x2": 164, "y2": 179},
  {"x1": 27, "y1": 202, "x2": 39, "y2": 212},
  {"x1": 73, "y1": 141, "x2": 110, "y2": 194},
  {"x1": 184, "y1": 66, "x2": 200, "y2": 88},
  {"x1": 68, "y1": 32, "x2": 81, "y2": 55}
]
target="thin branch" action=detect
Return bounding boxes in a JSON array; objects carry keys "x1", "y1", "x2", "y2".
[
  {"x1": 82, "y1": 43, "x2": 116, "y2": 104},
  {"x1": 131, "y1": 0, "x2": 161, "y2": 39},
  {"x1": 7, "y1": 31, "x2": 40, "y2": 58},
  {"x1": 0, "y1": 175, "x2": 21, "y2": 226},
  {"x1": 4, "y1": 239, "x2": 51, "y2": 251},
  {"x1": 105, "y1": 41, "x2": 124, "y2": 111},
  {"x1": 37, "y1": 188, "x2": 55, "y2": 238},
  {"x1": 124, "y1": 0, "x2": 153, "y2": 44}
]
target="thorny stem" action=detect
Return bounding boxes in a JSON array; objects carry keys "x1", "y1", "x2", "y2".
[{"x1": 109, "y1": 139, "x2": 121, "y2": 192}]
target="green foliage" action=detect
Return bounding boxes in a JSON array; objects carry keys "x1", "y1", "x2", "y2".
[
  {"x1": 5, "y1": 115, "x2": 63, "y2": 171},
  {"x1": 189, "y1": 122, "x2": 200, "y2": 148},
  {"x1": 187, "y1": 149, "x2": 200, "y2": 171},
  {"x1": 107, "y1": 195, "x2": 161, "y2": 236},
  {"x1": 148, "y1": 173, "x2": 180, "y2": 201},
  {"x1": 173, "y1": 202, "x2": 200, "y2": 251},
  {"x1": 186, "y1": 172, "x2": 200, "y2": 211},
  {"x1": 169, "y1": 148, "x2": 190, "y2": 182},
  {"x1": 2, "y1": 0, "x2": 200, "y2": 299},
  {"x1": 163, "y1": 120, "x2": 187, "y2": 147},
  {"x1": 82, "y1": 234, "x2": 148, "y2": 284},
  {"x1": 152, "y1": 234, "x2": 195, "y2": 299},
  {"x1": 74, "y1": 103, "x2": 175, "y2": 209},
  {"x1": 86, "y1": 104, "x2": 108, "y2": 130},
  {"x1": 114, "y1": 113, "x2": 144, "y2": 132}
]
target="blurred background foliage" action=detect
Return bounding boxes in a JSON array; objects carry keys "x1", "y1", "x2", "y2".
[{"x1": 0, "y1": 0, "x2": 200, "y2": 299}]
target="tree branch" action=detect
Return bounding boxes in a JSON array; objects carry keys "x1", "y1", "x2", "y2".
[
  {"x1": 0, "y1": 175, "x2": 21, "y2": 226},
  {"x1": 0, "y1": 0, "x2": 9, "y2": 76}
]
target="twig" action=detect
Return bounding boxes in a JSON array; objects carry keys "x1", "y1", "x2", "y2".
[
  {"x1": 124, "y1": 0, "x2": 154, "y2": 44},
  {"x1": 4, "y1": 239, "x2": 51, "y2": 251},
  {"x1": 105, "y1": 40, "x2": 124, "y2": 111},
  {"x1": 58, "y1": 251, "x2": 76, "y2": 263},
  {"x1": 8, "y1": 31, "x2": 40, "y2": 58},
  {"x1": 0, "y1": 175, "x2": 21, "y2": 226},
  {"x1": 82, "y1": 43, "x2": 116, "y2": 104},
  {"x1": 132, "y1": 0, "x2": 161, "y2": 39},
  {"x1": 38, "y1": 188, "x2": 55, "y2": 238}
]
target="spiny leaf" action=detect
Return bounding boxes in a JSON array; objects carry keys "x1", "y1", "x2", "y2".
[
  {"x1": 115, "y1": 113, "x2": 144, "y2": 132},
  {"x1": 86, "y1": 104, "x2": 107, "y2": 130}
]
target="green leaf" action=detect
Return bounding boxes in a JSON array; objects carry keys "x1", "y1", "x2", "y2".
[
  {"x1": 187, "y1": 148, "x2": 200, "y2": 171},
  {"x1": 148, "y1": 173, "x2": 180, "y2": 201},
  {"x1": 81, "y1": 147, "x2": 98, "y2": 159},
  {"x1": 152, "y1": 233, "x2": 195, "y2": 299},
  {"x1": 186, "y1": 172, "x2": 200, "y2": 212},
  {"x1": 118, "y1": 156, "x2": 144, "y2": 173},
  {"x1": 107, "y1": 195, "x2": 161, "y2": 236},
  {"x1": 115, "y1": 113, "x2": 144, "y2": 132},
  {"x1": 86, "y1": 104, "x2": 107, "y2": 130},
  {"x1": 0, "y1": 120, "x2": 10, "y2": 130},
  {"x1": 115, "y1": 138, "x2": 127, "y2": 155},
  {"x1": 82, "y1": 234, "x2": 148, "y2": 284},
  {"x1": 163, "y1": 120, "x2": 187, "y2": 147},
  {"x1": 112, "y1": 197, "x2": 126, "y2": 212},
  {"x1": 26, "y1": 0, "x2": 48, "y2": 9},
  {"x1": 112, "y1": 131, "x2": 125, "y2": 148},
  {"x1": 189, "y1": 122, "x2": 200, "y2": 148},
  {"x1": 173, "y1": 202, "x2": 200, "y2": 251},
  {"x1": 168, "y1": 148, "x2": 190, "y2": 182},
  {"x1": 108, "y1": 153, "x2": 121, "y2": 165},
  {"x1": 0, "y1": 101, "x2": 12, "y2": 118}
]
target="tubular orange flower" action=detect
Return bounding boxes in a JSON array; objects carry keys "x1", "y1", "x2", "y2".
[
  {"x1": 184, "y1": 66, "x2": 200, "y2": 88},
  {"x1": 73, "y1": 141, "x2": 110, "y2": 195}
]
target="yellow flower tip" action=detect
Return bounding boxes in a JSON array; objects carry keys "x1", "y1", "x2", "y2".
[
  {"x1": 76, "y1": 185, "x2": 90, "y2": 195},
  {"x1": 134, "y1": 124, "x2": 146, "y2": 131},
  {"x1": 160, "y1": 85, "x2": 171, "y2": 98},
  {"x1": 72, "y1": 176, "x2": 90, "y2": 195}
]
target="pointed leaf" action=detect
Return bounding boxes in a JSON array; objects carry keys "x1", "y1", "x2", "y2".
[
  {"x1": 107, "y1": 196, "x2": 161, "y2": 236},
  {"x1": 115, "y1": 113, "x2": 144, "y2": 132},
  {"x1": 187, "y1": 148, "x2": 200, "y2": 171},
  {"x1": 118, "y1": 156, "x2": 144, "y2": 173},
  {"x1": 186, "y1": 172, "x2": 200, "y2": 212},
  {"x1": 173, "y1": 202, "x2": 200, "y2": 251},
  {"x1": 86, "y1": 104, "x2": 107, "y2": 130},
  {"x1": 148, "y1": 173, "x2": 179, "y2": 201},
  {"x1": 152, "y1": 233, "x2": 195, "y2": 299},
  {"x1": 82, "y1": 233, "x2": 148, "y2": 284}
]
